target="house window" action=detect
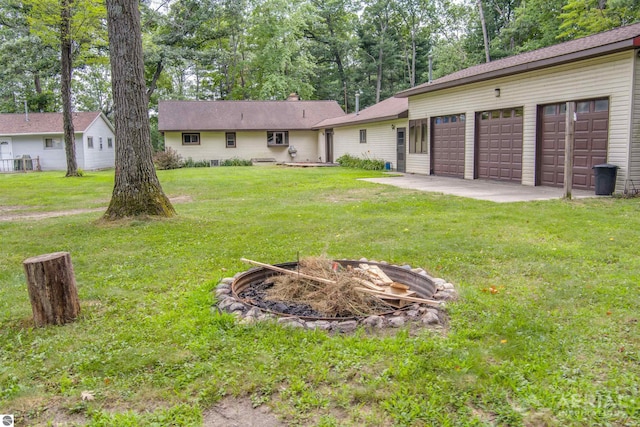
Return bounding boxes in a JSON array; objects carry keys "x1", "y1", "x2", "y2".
[
  {"x1": 182, "y1": 133, "x2": 200, "y2": 145},
  {"x1": 107, "y1": 137, "x2": 113, "y2": 148},
  {"x1": 99, "y1": 137, "x2": 103, "y2": 150},
  {"x1": 226, "y1": 132, "x2": 236, "y2": 148},
  {"x1": 409, "y1": 119, "x2": 428, "y2": 154},
  {"x1": 359, "y1": 129, "x2": 367, "y2": 144},
  {"x1": 87, "y1": 137, "x2": 94, "y2": 149},
  {"x1": 44, "y1": 138, "x2": 62, "y2": 149},
  {"x1": 267, "y1": 131, "x2": 289, "y2": 146}
]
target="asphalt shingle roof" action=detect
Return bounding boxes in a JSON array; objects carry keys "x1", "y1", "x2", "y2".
[
  {"x1": 397, "y1": 22, "x2": 640, "y2": 97},
  {"x1": 0, "y1": 112, "x2": 104, "y2": 135},
  {"x1": 313, "y1": 96, "x2": 408, "y2": 129},
  {"x1": 158, "y1": 100, "x2": 345, "y2": 131}
]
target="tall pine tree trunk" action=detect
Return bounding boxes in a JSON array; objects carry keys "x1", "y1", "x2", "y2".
[
  {"x1": 61, "y1": 0, "x2": 79, "y2": 177},
  {"x1": 376, "y1": 42, "x2": 383, "y2": 104},
  {"x1": 104, "y1": 0, "x2": 175, "y2": 220},
  {"x1": 477, "y1": 0, "x2": 491, "y2": 63}
]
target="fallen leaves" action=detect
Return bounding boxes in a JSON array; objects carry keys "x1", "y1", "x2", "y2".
[{"x1": 482, "y1": 285, "x2": 501, "y2": 294}]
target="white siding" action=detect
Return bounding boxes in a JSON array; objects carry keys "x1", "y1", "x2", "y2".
[
  {"x1": 409, "y1": 51, "x2": 636, "y2": 187},
  {"x1": 3, "y1": 116, "x2": 115, "y2": 171},
  {"x1": 164, "y1": 130, "x2": 320, "y2": 164},
  {"x1": 10, "y1": 134, "x2": 83, "y2": 171},
  {"x1": 327, "y1": 118, "x2": 408, "y2": 166},
  {"x1": 82, "y1": 117, "x2": 115, "y2": 170}
]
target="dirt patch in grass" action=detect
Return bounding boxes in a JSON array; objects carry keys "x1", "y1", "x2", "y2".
[
  {"x1": 203, "y1": 396, "x2": 283, "y2": 427},
  {"x1": 320, "y1": 187, "x2": 399, "y2": 204},
  {"x1": 10, "y1": 396, "x2": 88, "y2": 427},
  {"x1": 0, "y1": 195, "x2": 192, "y2": 222}
]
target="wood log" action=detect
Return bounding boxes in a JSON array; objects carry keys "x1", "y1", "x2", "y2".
[
  {"x1": 354, "y1": 287, "x2": 442, "y2": 307},
  {"x1": 23, "y1": 252, "x2": 80, "y2": 327},
  {"x1": 352, "y1": 277, "x2": 386, "y2": 291},
  {"x1": 357, "y1": 264, "x2": 393, "y2": 285},
  {"x1": 367, "y1": 266, "x2": 393, "y2": 284}
]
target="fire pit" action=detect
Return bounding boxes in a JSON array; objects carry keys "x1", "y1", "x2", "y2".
[{"x1": 214, "y1": 258, "x2": 457, "y2": 333}]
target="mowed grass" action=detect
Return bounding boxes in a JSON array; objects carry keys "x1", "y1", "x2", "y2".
[{"x1": 1, "y1": 167, "x2": 639, "y2": 426}]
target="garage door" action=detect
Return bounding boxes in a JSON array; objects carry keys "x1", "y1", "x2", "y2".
[
  {"x1": 538, "y1": 99, "x2": 609, "y2": 190},
  {"x1": 431, "y1": 114, "x2": 465, "y2": 177},
  {"x1": 476, "y1": 107, "x2": 523, "y2": 182}
]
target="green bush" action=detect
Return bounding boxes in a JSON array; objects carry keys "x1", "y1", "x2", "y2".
[
  {"x1": 182, "y1": 157, "x2": 210, "y2": 168},
  {"x1": 153, "y1": 147, "x2": 182, "y2": 170},
  {"x1": 336, "y1": 153, "x2": 385, "y2": 170},
  {"x1": 221, "y1": 158, "x2": 253, "y2": 166}
]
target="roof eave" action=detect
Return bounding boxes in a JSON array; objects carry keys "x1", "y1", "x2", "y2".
[
  {"x1": 396, "y1": 38, "x2": 639, "y2": 98},
  {"x1": 313, "y1": 111, "x2": 408, "y2": 129},
  {"x1": 0, "y1": 131, "x2": 77, "y2": 137},
  {"x1": 157, "y1": 127, "x2": 318, "y2": 132}
]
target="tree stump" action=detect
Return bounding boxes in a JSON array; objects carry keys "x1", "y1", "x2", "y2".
[{"x1": 23, "y1": 252, "x2": 80, "y2": 327}]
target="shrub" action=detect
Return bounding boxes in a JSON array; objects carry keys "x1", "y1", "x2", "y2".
[
  {"x1": 221, "y1": 158, "x2": 253, "y2": 166},
  {"x1": 153, "y1": 147, "x2": 182, "y2": 170},
  {"x1": 336, "y1": 153, "x2": 385, "y2": 170},
  {"x1": 182, "y1": 157, "x2": 210, "y2": 168}
]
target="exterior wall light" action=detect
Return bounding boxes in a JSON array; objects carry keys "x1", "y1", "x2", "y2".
[{"x1": 495, "y1": 88, "x2": 501, "y2": 97}]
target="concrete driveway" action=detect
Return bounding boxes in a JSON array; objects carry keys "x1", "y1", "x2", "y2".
[{"x1": 360, "y1": 174, "x2": 599, "y2": 203}]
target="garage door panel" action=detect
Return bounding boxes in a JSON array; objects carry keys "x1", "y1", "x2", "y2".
[
  {"x1": 432, "y1": 114, "x2": 465, "y2": 177},
  {"x1": 574, "y1": 155, "x2": 588, "y2": 167},
  {"x1": 538, "y1": 99, "x2": 609, "y2": 190},
  {"x1": 593, "y1": 119, "x2": 608, "y2": 131},
  {"x1": 573, "y1": 177, "x2": 588, "y2": 187},
  {"x1": 575, "y1": 121, "x2": 589, "y2": 131},
  {"x1": 500, "y1": 124, "x2": 513, "y2": 133},
  {"x1": 574, "y1": 138, "x2": 589, "y2": 150},
  {"x1": 476, "y1": 108, "x2": 523, "y2": 182}
]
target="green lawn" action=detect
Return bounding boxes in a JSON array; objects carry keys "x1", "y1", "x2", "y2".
[{"x1": 1, "y1": 167, "x2": 639, "y2": 426}]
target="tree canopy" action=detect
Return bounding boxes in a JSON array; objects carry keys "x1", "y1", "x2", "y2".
[{"x1": 1, "y1": 0, "x2": 638, "y2": 122}]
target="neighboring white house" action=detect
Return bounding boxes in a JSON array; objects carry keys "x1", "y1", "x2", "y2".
[
  {"x1": 158, "y1": 94, "x2": 345, "y2": 165},
  {"x1": 396, "y1": 22, "x2": 640, "y2": 193},
  {"x1": 314, "y1": 96, "x2": 409, "y2": 170},
  {"x1": 0, "y1": 111, "x2": 115, "y2": 172}
]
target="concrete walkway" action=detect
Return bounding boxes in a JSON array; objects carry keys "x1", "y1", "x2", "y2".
[{"x1": 360, "y1": 174, "x2": 599, "y2": 203}]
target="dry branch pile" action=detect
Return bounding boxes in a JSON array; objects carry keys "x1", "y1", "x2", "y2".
[
  {"x1": 263, "y1": 257, "x2": 392, "y2": 317},
  {"x1": 240, "y1": 256, "x2": 441, "y2": 318}
]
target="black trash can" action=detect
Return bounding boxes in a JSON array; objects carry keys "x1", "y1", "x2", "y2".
[{"x1": 592, "y1": 164, "x2": 618, "y2": 195}]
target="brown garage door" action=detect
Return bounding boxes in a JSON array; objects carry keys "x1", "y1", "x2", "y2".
[
  {"x1": 431, "y1": 114, "x2": 465, "y2": 177},
  {"x1": 476, "y1": 107, "x2": 523, "y2": 182},
  {"x1": 538, "y1": 99, "x2": 609, "y2": 190}
]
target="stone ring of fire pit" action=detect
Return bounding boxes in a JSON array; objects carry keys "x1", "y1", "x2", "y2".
[{"x1": 214, "y1": 258, "x2": 458, "y2": 333}]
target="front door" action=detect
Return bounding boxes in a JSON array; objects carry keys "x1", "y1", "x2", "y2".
[
  {"x1": 325, "y1": 129, "x2": 334, "y2": 163},
  {"x1": 396, "y1": 127, "x2": 406, "y2": 172},
  {"x1": 0, "y1": 138, "x2": 12, "y2": 160}
]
